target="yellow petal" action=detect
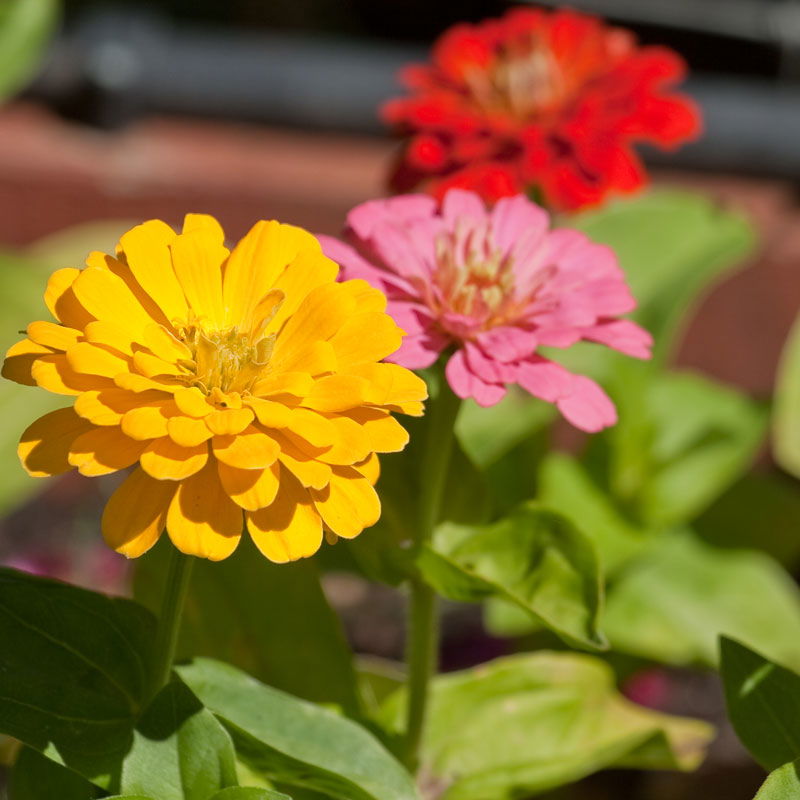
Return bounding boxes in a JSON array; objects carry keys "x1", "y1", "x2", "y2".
[
  {"x1": 167, "y1": 415, "x2": 214, "y2": 447},
  {"x1": 68, "y1": 427, "x2": 147, "y2": 476},
  {"x1": 2, "y1": 339, "x2": 54, "y2": 386},
  {"x1": 246, "y1": 471, "x2": 322, "y2": 562},
  {"x1": 44, "y1": 267, "x2": 94, "y2": 328},
  {"x1": 245, "y1": 397, "x2": 292, "y2": 428},
  {"x1": 170, "y1": 228, "x2": 228, "y2": 329},
  {"x1": 118, "y1": 219, "x2": 189, "y2": 323},
  {"x1": 115, "y1": 372, "x2": 180, "y2": 393},
  {"x1": 102, "y1": 467, "x2": 176, "y2": 558},
  {"x1": 72, "y1": 267, "x2": 156, "y2": 339},
  {"x1": 83, "y1": 320, "x2": 135, "y2": 355},
  {"x1": 265, "y1": 249, "x2": 339, "y2": 334},
  {"x1": 329, "y1": 311, "x2": 403, "y2": 368},
  {"x1": 140, "y1": 437, "x2": 209, "y2": 480},
  {"x1": 223, "y1": 220, "x2": 318, "y2": 329},
  {"x1": 349, "y1": 362, "x2": 429, "y2": 409},
  {"x1": 314, "y1": 415, "x2": 371, "y2": 465},
  {"x1": 270, "y1": 340, "x2": 336, "y2": 377},
  {"x1": 182, "y1": 213, "x2": 225, "y2": 242},
  {"x1": 174, "y1": 387, "x2": 212, "y2": 417},
  {"x1": 166, "y1": 462, "x2": 243, "y2": 561},
  {"x1": 121, "y1": 404, "x2": 176, "y2": 440},
  {"x1": 217, "y1": 461, "x2": 280, "y2": 511},
  {"x1": 250, "y1": 371, "x2": 313, "y2": 398},
  {"x1": 32, "y1": 354, "x2": 111, "y2": 395},
  {"x1": 344, "y1": 408, "x2": 409, "y2": 453},
  {"x1": 143, "y1": 323, "x2": 192, "y2": 363},
  {"x1": 27, "y1": 321, "x2": 81, "y2": 352},
  {"x1": 271, "y1": 431, "x2": 332, "y2": 490},
  {"x1": 310, "y1": 466, "x2": 381, "y2": 539},
  {"x1": 353, "y1": 452, "x2": 380, "y2": 485},
  {"x1": 18, "y1": 407, "x2": 93, "y2": 477},
  {"x1": 301, "y1": 375, "x2": 370, "y2": 413},
  {"x1": 281, "y1": 407, "x2": 336, "y2": 449},
  {"x1": 67, "y1": 342, "x2": 130, "y2": 378},
  {"x1": 338, "y1": 278, "x2": 387, "y2": 312},
  {"x1": 75, "y1": 388, "x2": 167, "y2": 426},
  {"x1": 132, "y1": 350, "x2": 184, "y2": 379},
  {"x1": 212, "y1": 426, "x2": 279, "y2": 469},
  {"x1": 271, "y1": 283, "x2": 354, "y2": 370},
  {"x1": 205, "y1": 407, "x2": 254, "y2": 436}
]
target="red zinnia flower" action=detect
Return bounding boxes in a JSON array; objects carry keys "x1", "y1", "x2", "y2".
[{"x1": 383, "y1": 7, "x2": 702, "y2": 211}]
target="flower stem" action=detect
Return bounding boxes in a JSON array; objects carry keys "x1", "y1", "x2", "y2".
[
  {"x1": 403, "y1": 374, "x2": 462, "y2": 771},
  {"x1": 149, "y1": 547, "x2": 194, "y2": 701}
]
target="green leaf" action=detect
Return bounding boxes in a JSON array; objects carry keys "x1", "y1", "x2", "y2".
[
  {"x1": 604, "y1": 532, "x2": 800, "y2": 669},
  {"x1": 379, "y1": 652, "x2": 712, "y2": 799},
  {"x1": 417, "y1": 504, "x2": 605, "y2": 650},
  {"x1": 456, "y1": 389, "x2": 554, "y2": 469},
  {"x1": 0, "y1": 0, "x2": 59, "y2": 102},
  {"x1": 720, "y1": 637, "x2": 800, "y2": 771},
  {"x1": 538, "y1": 453, "x2": 647, "y2": 574},
  {"x1": 8, "y1": 747, "x2": 99, "y2": 800},
  {"x1": 696, "y1": 473, "x2": 800, "y2": 568},
  {"x1": 774, "y1": 312, "x2": 800, "y2": 480},
  {"x1": 754, "y1": 759, "x2": 800, "y2": 800},
  {"x1": 134, "y1": 537, "x2": 360, "y2": 714},
  {"x1": 571, "y1": 189, "x2": 755, "y2": 362},
  {"x1": 178, "y1": 658, "x2": 420, "y2": 800},
  {"x1": 120, "y1": 680, "x2": 238, "y2": 800},
  {"x1": 210, "y1": 789, "x2": 292, "y2": 800},
  {"x1": 0, "y1": 567, "x2": 154, "y2": 787},
  {"x1": 608, "y1": 370, "x2": 767, "y2": 528}
]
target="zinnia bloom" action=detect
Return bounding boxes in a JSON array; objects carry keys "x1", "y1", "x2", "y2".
[
  {"x1": 319, "y1": 190, "x2": 651, "y2": 432},
  {"x1": 2, "y1": 215, "x2": 426, "y2": 562},
  {"x1": 383, "y1": 7, "x2": 701, "y2": 211}
]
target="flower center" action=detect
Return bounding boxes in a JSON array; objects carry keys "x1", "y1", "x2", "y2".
[
  {"x1": 173, "y1": 290, "x2": 284, "y2": 395},
  {"x1": 464, "y1": 41, "x2": 566, "y2": 118},
  {"x1": 430, "y1": 225, "x2": 519, "y2": 332}
]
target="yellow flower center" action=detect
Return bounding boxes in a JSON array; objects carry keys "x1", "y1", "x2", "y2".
[{"x1": 174, "y1": 289, "x2": 284, "y2": 395}]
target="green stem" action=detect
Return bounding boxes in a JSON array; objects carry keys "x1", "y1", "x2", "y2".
[
  {"x1": 149, "y1": 548, "x2": 194, "y2": 701},
  {"x1": 403, "y1": 374, "x2": 462, "y2": 770}
]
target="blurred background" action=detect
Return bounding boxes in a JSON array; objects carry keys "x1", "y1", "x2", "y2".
[{"x1": 1, "y1": 1, "x2": 800, "y2": 799}]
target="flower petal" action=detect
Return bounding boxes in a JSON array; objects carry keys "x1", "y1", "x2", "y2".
[
  {"x1": 217, "y1": 461, "x2": 281, "y2": 511},
  {"x1": 140, "y1": 437, "x2": 209, "y2": 479},
  {"x1": 68, "y1": 427, "x2": 147, "y2": 476},
  {"x1": 310, "y1": 465, "x2": 381, "y2": 539},
  {"x1": 19, "y1": 407, "x2": 93, "y2": 477}
]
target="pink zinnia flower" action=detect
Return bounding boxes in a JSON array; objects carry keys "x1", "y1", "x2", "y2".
[{"x1": 319, "y1": 189, "x2": 651, "y2": 432}]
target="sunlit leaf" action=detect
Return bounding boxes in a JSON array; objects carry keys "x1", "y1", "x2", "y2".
[
  {"x1": 753, "y1": 759, "x2": 800, "y2": 800},
  {"x1": 605, "y1": 532, "x2": 800, "y2": 669},
  {"x1": 379, "y1": 652, "x2": 712, "y2": 799},
  {"x1": 774, "y1": 312, "x2": 800, "y2": 480},
  {"x1": 417, "y1": 504, "x2": 605, "y2": 650},
  {"x1": 178, "y1": 658, "x2": 420, "y2": 800}
]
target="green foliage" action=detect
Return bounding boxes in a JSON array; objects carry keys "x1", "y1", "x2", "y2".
[
  {"x1": 379, "y1": 652, "x2": 713, "y2": 800},
  {"x1": 120, "y1": 680, "x2": 239, "y2": 800},
  {"x1": 754, "y1": 760, "x2": 800, "y2": 800},
  {"x1": 8, "y1": 747, "x2": 99, "y2": 800},
  {"x1": 178, "y1": 658, "x2": 420, "y2": 800},
  {"x1": 720, "y1": 637, "x2": 800, "y2": 771},
  {"x1": 604, "y1": 532, "x2": 800, "y2": 669},
  {"x1": 0, "y1": 567, "x2": 154, "y2": 787},
  {"x1": 538, "y1": 452, "x2": 647, "y2": 574},
  {"x1": 135, "y1": 537, "x2": 360, "y2": 714},
  {"x1": 417, "y1": 504, "x2": 605, "y2": 650},
  {"x1": 774, "y1": 312, "x2": 800, "y2": 480},
  {"x1": 571, "y1": 189, "x2": 755, "y2": 363},
  {"x1": 210, "y1": 790, "x2": 292, "y2": 800},
  {"x1": 607, "y1": 370, "x2": 767, "y2": 528},
  {"x1": 0, "y1": 0, "x2": 59, "y2": 102}
]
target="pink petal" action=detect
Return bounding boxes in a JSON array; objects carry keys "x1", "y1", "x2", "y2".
[
  {"x1": 445, "y1": 349, "x2": 507, "y2": 407},
  {"x1": 389, "y1": 333, "x2": 446, "y2": 369},
  {"x1": 441, "y1": 188, "x2": 488, "y2": 226},
  {"x1": 318, "y1": 235, "x2": 411, "y2": 297},
  {"x1": 557, "y1": 376, "x2": 617, "y2": 433},
  {"x1": 475, "y1": 326, "x2": 538, "y2": 363},
  {"x1": 490, "y1": 194, "x2": 549, "y2": 258},
  {"x1": 583, "y1": 319, "x2": 653, "y2": 359},
  {"x1": 347, "y1": 195, "x2": 437, "y2": 240}
]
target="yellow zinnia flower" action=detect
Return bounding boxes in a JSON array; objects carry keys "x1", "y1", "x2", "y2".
[{"x1": 2, "y1": 214, "x2": 427, "y2": 562}]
